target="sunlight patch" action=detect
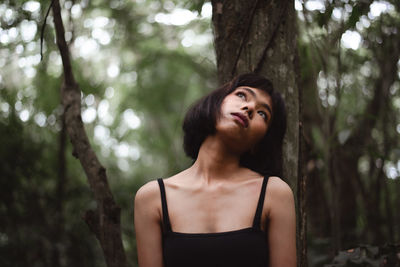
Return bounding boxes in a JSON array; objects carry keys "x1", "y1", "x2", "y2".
[
  {"x1": 341, "y1": 30, "x2": 362, "y2": 50},
  {"x1": 155, "y1": 8, "x2": 198, "y2": 26}
]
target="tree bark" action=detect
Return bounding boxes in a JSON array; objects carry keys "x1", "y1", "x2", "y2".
[
  {"x1": 211, "y1": 0, "x2": 299, "y2": 188},
  {"x1": 51, "y1": 1, "x2": 127, "y2": 266},
  {"x1": 211, "y1": 0, "x2": 302, "y2": 264}
]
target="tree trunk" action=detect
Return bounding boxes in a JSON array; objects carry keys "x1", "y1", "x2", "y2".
[
  {"x1": 211, "y1": 0, "x2": 298, "y2": 187},
  {"x1": 50, "y1": 1, "x2": 127, "y2": 266},
  {"x1": 211, "y1": 0, "x2": 302, "y2": 264}
]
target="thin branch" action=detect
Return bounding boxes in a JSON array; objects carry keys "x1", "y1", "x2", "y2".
[
  {"x1": 50, "y1": 0, "x2": 127, "y2": 266},
  {"x1": 40, "y1": 0, "x2": 56, "y2": 61},
  {"x1": 51, "y1": 0, "x2": 75, "y2": 84}
]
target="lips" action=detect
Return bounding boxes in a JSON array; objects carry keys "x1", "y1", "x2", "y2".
[{"x1": 231, "y1": 112, "x2": 249, "y2": 128}]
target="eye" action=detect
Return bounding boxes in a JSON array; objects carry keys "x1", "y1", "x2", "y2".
[
  {"x1": 236, "y1": 92, "x2": 246, "y2": 100},
  {"x1": 258, "y1": 110, "x2": 268, "y2": 120}
]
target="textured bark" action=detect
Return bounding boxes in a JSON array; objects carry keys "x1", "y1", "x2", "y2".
[
  {"x1": 51, "y1": 1, "x2": 127, "y2": 267},
  {"x1": 211, "y1": 0, "x2": 299, "y2": 188},
  {"x1": 297, "y1": 136, "x2": 308, "y2": 267},
  {"x1": 297, "y1": 38, "x2": 307, "y2": 267},
  {"x1": 211, "y1": 0, "x2": 301, "y2": 263}
]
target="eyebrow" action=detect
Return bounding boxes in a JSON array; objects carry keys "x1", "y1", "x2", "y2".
[{"x1": 242, "y1": 87, "x2": 272, "y2": 115}]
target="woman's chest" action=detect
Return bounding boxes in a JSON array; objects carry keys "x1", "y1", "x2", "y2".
[{"x1": 164, "y1": 185, "x2": 268, "y2": 233}]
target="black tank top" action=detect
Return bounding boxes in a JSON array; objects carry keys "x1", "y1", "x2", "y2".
[{"x1": 157, "y1": 176, "x2": 270, "y2": 267}]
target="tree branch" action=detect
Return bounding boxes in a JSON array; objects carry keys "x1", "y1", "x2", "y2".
[
  {"x1": 40, "y1": 0, "x2": 56, "y2": 61},
  {"x1": 50, "y1": 1, "x2": 127, "y2": 266}
]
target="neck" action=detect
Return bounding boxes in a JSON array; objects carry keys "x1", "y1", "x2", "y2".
[{"x1": 189, "y1": 135, "x2": 242, "y2": 184}]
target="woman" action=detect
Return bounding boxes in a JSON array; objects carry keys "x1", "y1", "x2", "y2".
[{"x1": 134, "y1": 73, "x2": 296, "y2": 267}]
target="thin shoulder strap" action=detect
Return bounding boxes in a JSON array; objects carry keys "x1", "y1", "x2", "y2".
[
  {"x1": 252, "y1": 176, "x2": 270, "y2": 229},
  {"x1": 157, "y1": 178, "x2": 172, "y2": 233}
]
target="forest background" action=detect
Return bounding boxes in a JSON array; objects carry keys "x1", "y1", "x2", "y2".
[{"x1": 0, "y1": 0, "x2": 399, "y2": 266}]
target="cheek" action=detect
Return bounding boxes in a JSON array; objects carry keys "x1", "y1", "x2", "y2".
[
  {"x1": 216, "y1": 98, "x2": 235, "y2": 123},
  {"x1": 215, "y1": 106, "x2": 226, "y2": 127},
  {"x1": 220, "y1": 96, "x2": 234, "y2": 111}
]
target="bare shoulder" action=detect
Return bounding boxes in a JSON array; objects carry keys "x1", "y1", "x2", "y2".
[
  {"x1": 266, "y1": 176, "x2": 295, "y2": 204},
  {"x1": 268, "y1": 176, "x2": 293, "y2": 192},
  {"x1": 265, "y1": 176, "x2": 297, "y2": 266},
  {"x1": 134, "y1": 180, "x2": 161, "y2": 211}
]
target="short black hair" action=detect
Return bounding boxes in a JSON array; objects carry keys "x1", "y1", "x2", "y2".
[{"x1": 183, "y1": 73, "x2": 287, "y2": 177}]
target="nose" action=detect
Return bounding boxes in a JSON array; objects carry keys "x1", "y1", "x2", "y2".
[{"x1": 242, "y1": 105, "x2": 254, "y2": 119}]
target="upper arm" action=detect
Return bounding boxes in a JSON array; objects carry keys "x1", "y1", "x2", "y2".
[
  {"x1": 267, "y1": 177, "x2": 296, "y2": 267},
  {"x1": 134, "y1": 180, "x2": 164, "y2": 267}
]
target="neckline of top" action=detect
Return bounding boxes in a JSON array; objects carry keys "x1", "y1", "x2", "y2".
[
  {"x1": 157, "y1": 176, "x2": 270, "y2": 234},
  {"x1": 166, "y1": 226, "x2": 266, "y2": 238}
]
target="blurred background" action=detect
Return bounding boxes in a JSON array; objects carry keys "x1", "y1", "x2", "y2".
[{"x1": 0, "y1": 0, "x2": 399, "y2": 266}]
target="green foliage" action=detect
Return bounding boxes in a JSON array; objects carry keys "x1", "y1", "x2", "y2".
[
  {"x1": 316, "y1": 5, "x2": 333, "y2": 28},
  {"x1": 299, "y1": 0, "x2": 400, "y2": 266},
  {"x1": 183, "y1": 0, "x2": 206, "y2": 14},
  {"x1": 0, "y1": 113, "x2": 103, "y2": 267},
  {"x1": 346, "y1": 2, "x2": 370, "y2": 29},
  {"x1": 32, "y1": 64, "x2": 62, "y2": 115}
]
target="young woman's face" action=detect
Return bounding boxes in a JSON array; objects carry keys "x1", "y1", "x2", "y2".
[{"x1": 215, "y1": 86, "x2": 273, "y2": 153}]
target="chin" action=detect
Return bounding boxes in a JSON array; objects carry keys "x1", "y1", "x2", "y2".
[{"x1": 216, "y1": 128, "x2": 251, "y2": 150}]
